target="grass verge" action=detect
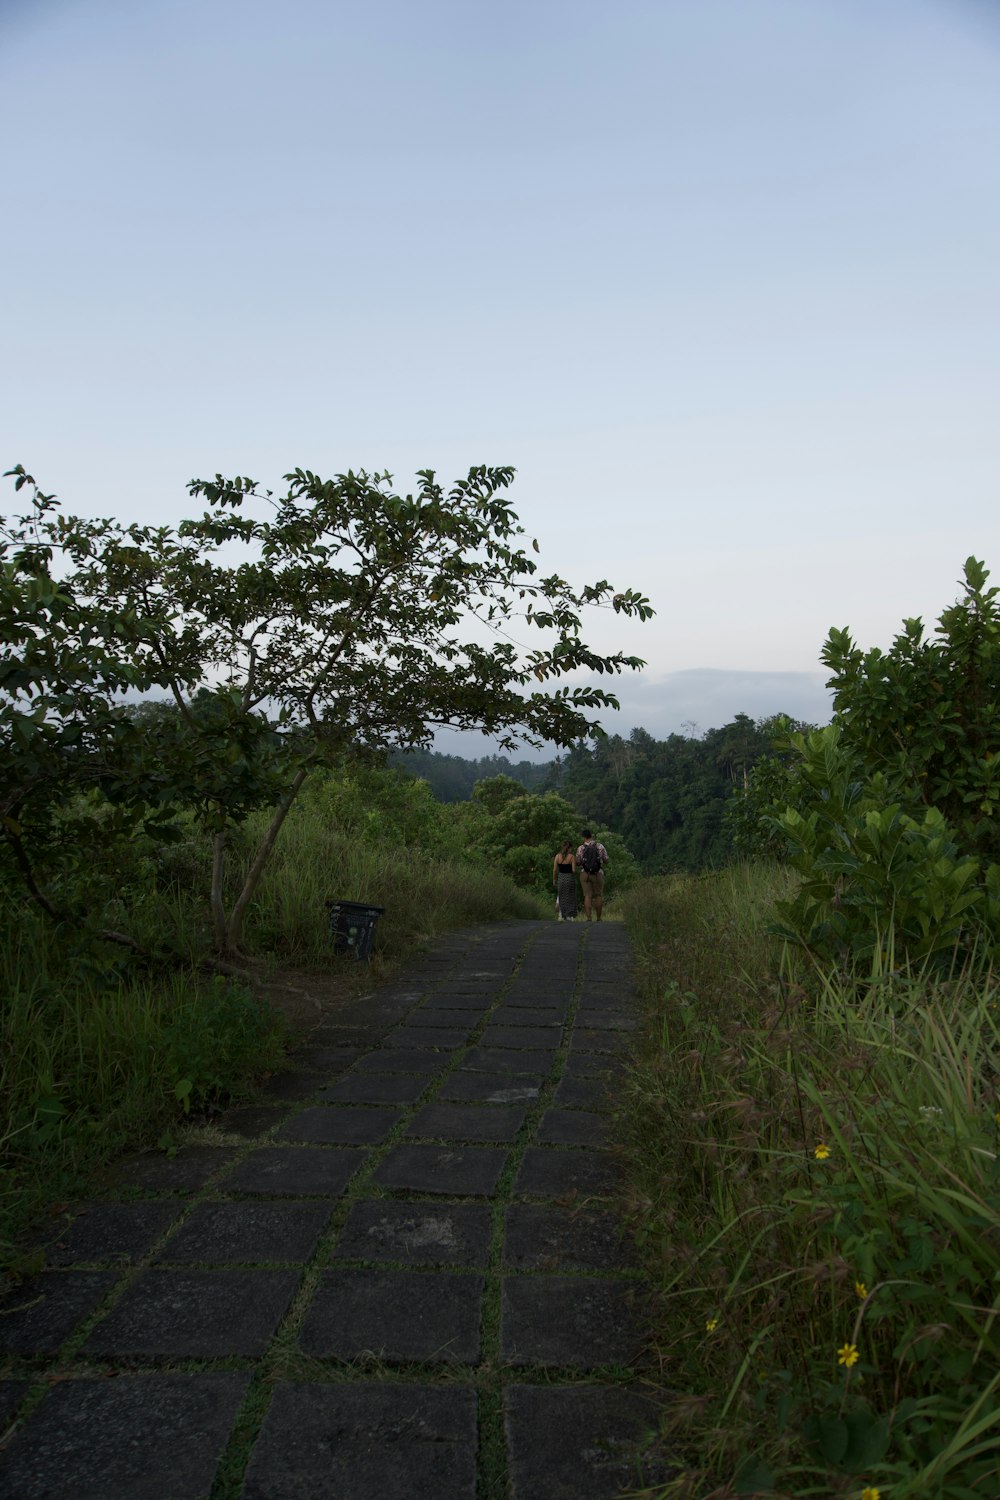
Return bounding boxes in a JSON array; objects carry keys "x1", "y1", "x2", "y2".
[{"x1": 620, "y1": 864, "x2": 1000, "y2": 1499}]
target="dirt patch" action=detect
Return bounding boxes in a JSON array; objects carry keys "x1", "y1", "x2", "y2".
[{"x1": 250, "y1": 959, "x2": 399, "y2": 1033}]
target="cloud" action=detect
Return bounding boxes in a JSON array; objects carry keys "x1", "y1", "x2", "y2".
[
  {"x1": 432, "y1": 667, "x2": 834, "y2": 761},
  {"x1": 606, "y1": 667, "x2": 834, "y2": 738}
]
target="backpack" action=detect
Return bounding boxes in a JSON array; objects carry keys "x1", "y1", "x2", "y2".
[{"x1": 581, "y1": 842, "x2": 603, "y2": 875}]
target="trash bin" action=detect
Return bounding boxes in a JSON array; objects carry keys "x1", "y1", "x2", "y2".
[{"x1": 327, "y1": 899, "x2": 385, "y2": 961}]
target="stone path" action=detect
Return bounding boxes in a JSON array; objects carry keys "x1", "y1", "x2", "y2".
[{"x1": 0, "y1": 921, "x2": 672, "y2": 1499}]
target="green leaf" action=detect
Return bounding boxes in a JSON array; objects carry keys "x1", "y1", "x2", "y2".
[
  {"x1": 732, "y1": 1456, "x2": 776, "y2": 1494},
  {"x1": 841, "y1": 1409, "x2": 890, "y2": 1471},
  {"x1": 802, "y1": 1412, "x2": 849, "y2": 1464}
]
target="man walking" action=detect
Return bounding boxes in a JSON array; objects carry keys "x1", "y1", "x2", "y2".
[{"x1": 576, "y1": 829, "x2": 609, "y2": 922}]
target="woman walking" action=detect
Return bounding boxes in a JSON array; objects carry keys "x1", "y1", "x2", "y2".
[{"x1": 552, "y1": 839, "x2": 578, "y2": 921}]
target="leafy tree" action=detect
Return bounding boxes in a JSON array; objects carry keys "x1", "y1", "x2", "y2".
[
  {"x1": 471, "y1": 774, "x2": 529, "y2": 816},
  {"x1": 740, "y1": 561, "x2": 1000, "y2": 970},
  {"x1": 559, "y1": 717, "x2": 813, "y2": 872},
  {"x1": 823, "y1": 557, "x2": 1000, "y2": 860},
  {"x1": 726, "y1": 715, "x2": 812, "y2": 861},
  {"x1": 766, "y1": 725, "x2": 1000, "y2": 971},
  {"x1": 457, "y1": 784, "x2": 641, "y2": 896},
  {"x1": 2, "y1": 464, "x2": 652, "y2": 958}
]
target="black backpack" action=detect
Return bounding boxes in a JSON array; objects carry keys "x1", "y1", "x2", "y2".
[{"x1": 581, "y1": 843, "x2": 603, "y2": 875}]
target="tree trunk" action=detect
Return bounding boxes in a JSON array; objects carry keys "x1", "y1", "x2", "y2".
[
  {"x1": 222, "y1": 766, "x2": 311, "y2": 955},
  {"x1": 211, "y1": 830, "x2": 228, "y2": 953}
]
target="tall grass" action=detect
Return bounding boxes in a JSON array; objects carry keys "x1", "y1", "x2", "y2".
[
  {"x1": 244, "y1": 790, "x2": 547, "y2": 963},
  {"x1": 0, "y1": 904, "x2": 287, "y2": 1262},
  {"x1": 1, "y1": 772, "x2": 547, "y2": 1266},
  {"x1": 621, "y1": 866, "x2": 1000, "y2": 1499}
]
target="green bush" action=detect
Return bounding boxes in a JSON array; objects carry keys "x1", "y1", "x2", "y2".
[
  {"x1": 823, "y1": 557, "x2": 1000, "y2": 864},
  {"x1": 767, "y1": 726, "x2": 1000, "y2": 973}
]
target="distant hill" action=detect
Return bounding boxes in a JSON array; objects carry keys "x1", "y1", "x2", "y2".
[
  {"x1": 388, "y1": 748, "x2": 556, "y2": 802},
  {"x1": 391, "y1": 711, "x2": 815, "y2": 872}
]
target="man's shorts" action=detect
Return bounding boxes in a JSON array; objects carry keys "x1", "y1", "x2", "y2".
[{"x1": 579, "y1": 870, "x2": 604, "y2": 894}]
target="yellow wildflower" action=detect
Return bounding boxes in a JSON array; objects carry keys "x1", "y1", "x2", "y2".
[
  {"x1": 814, "y1": 1142, "x2": 831, "y2": 1160},
  {"x1": 860, "y1": 1488, "x2": 881, "y2": 1500},
  {"x1": 705, "y1": 1316, "x2": 719, "y2": 1333},
  {"x1": 855, "y1": 1281, "x2": 868, "y2": 1299},
  {"x1": 837, "y1": 1342, "x2": 860, "y2": 1368}
]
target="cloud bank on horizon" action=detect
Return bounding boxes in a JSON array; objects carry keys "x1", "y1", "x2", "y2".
[{"x1": 433, "y1": 667, "x2": 834, "y2": 761}]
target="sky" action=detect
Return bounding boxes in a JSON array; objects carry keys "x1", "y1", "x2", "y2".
[{"x1": 3, "y1": 0, "x2": 998, "y2": 755}]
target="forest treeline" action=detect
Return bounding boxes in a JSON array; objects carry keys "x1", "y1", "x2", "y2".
[{"x1": 394, "y1": 711, "x2": 815, "y2": 872}]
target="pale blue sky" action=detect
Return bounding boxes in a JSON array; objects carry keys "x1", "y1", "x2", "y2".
[{"x1": 3, "y1": 0, "x2": 998, "y2": 747}]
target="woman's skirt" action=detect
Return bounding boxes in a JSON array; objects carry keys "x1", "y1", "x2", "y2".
[{"x1": 557, "y1": 869, "x2": 578, "y2": 920}]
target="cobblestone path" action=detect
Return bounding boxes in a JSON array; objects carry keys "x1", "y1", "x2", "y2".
[{"x1": 0, "y1": 920, "x2": 672, "y2": 1498}]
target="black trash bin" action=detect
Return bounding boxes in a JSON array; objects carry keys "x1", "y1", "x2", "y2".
[{"x1": 327, "y1": 900, "x2": 385, "y2": 961}]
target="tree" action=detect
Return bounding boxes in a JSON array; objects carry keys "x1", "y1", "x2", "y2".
[
  {"x1": 471, "y1": 774, "x2": 529, "y2": 816},
  {"x1": 2, "y1": 464, "x2": 653, "y2": 958},
  {"x1": 737, "y1": 561, "x2": 1000, "y2": 971},
  {"x1": 823, "y1": 557, "x2": 1000, "y2": 861}
]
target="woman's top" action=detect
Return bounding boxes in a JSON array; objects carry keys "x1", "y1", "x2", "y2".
[{"x1": 556, "y1": 862, "x2": 573, "y2": 874}]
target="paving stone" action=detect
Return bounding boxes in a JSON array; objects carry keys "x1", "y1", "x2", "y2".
[
  {"x1": 383, "y1": 1025, "x2": 472, "y2": 1049},
  {"x1": 437, "y1": 1072, "x2": 541, "y2": 1104},
  {"x1": 332, "y1": 1201, "x2": 492, "y2": 1267},
  {"x1": 536, "y1": 1109, "x2": 609, "y2": 1147},
  {"x1": 0, "y1": 1272, "x2": 118, "y2": 1355},
  {"x1": 317, "y1": 1073, "x2": 430, "y2": 1105},
  {"x1": 356, "y1": 988, "x2": 427, "y2": 1008},
  {"x1": 501, "y1": 1276, "x2": 644, "y2": 1367},
  {"x1": 0, "y1": 1373, "x2": 250, "y2": 1500},
  {"x1": 82, "y1": 1268, "x2": 299, "y2": 1359},
  {"x1": 157, "y1": 1201, "x2": 333, "y2": 1264},
  {"x1": 433, "y1": 974, "x2": 504, "y2": 988},
  {"x1": 275, "y1": 1105, "x2": 402, "y2": 1145},
  {"x1": 561, "y1": 1051, "x2": 624, "y2": 1079},
  {"x1": 407, "y1": 993, "x2": 493, "y2": 1011},
  {"x1": 242, "y1": 1381, "x2": 477, "y2": 1500},
  {"x1": 373, "y1": 1144, "x2": 508, "y2": 1196},
  {"x1": 574, "y1": 1010, "x2": 636, "y2": 1030},
  {"x1": 315, "y1": 1004, "x2": 415, "y2": 1028},
  {"x1": 287, "y1": 1046, "x2": 365, "y2": 1072},
  {"x1": 353, "y1": 1049, "x2": 448, "y2": 1074},
  {"x1": 216, "y1": 1104, "x2": 291, "y2": 1137},
  {"x1": 505, "y1": 1384, "x2": 672, "y2": 1500},
  {"x1": 490, "y1": 1006, "x2": 566, "y2": 1027},
  {"x1": 308, "y1": 1025, "x2": 394, "y2": 1048},
  {"x1": 219, "y1": 1145, "x2": 368, "y2": 1196},
  {"x1": 426, "y1": 987, "x2": 498, "y2": 1004},
  {"x1": 500, "y1": 975, "x2": 553, "y2": 988},
  {"x1": 520, "y1": 974, "x2": 577, "y2": 986},
  {"x1": 405, "y1": 1104, "x2": 527, "y2": 1143},
  {"x1": 462, "y1": 1047, "x2": 553, "y2": 1076},
  {"x1": 514, "y1": 1148, "x2": 617, "y2": 1199},
  {"x1": 299, "y1": 1268, "x2": 484, "y2": 1362},
  {"x1": 479, "y1": 1026, "x2": 561, "y2": 1050},
  {"x1": 503, "y1": 999, "x2": 572, "y2": 1017},
  {"x1": 107, "y1": 1146, "x2": 239, "y2": 1193},
  {"x1": 260, "y1": 1071, "x2": 324, "y2": 1101},
  {"x1": 0, "y1": 1379, "x2": 28, "y2": 1427},
  {"x1": 504, "y1": 1206, "x2": 637, "y2": 1272},
  {"x1": 553, "y1": 1076, "x2": 610, "y2": 1111},
  {"x1": 399, "y1": 1007, "x2": 487, "y2": 1027},
  {"x1": 571, "y1": 1029, "x2": 630, "y2": 1054},
  {"x1": 38, "y1": 1202, "x2": 181, "y2": 1268}
]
